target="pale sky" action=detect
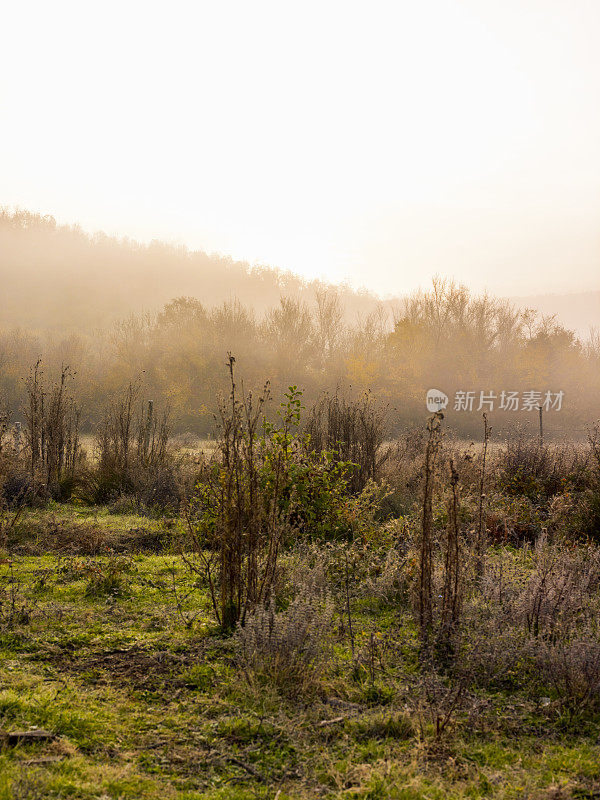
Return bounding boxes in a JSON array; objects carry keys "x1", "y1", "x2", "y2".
[{"x1": 1, "y1": 0, "x2": 599, "y2": 297}]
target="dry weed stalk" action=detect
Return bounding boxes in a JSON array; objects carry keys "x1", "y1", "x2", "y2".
[
  {"x1": 440, "y1": 458, "x2": 462, "y2": 647},
  {"x1": 97, "y1": 381, "x2": 170, "y2": 478},
  {"x1": 418, "y1": 411, "x2": 443, "y2": 642},
  {"x1": 24, "y1": 361, "x2": 80, "y2": 494},
  {"x1": 475, "y1": 413, "x2": 491, "y2": 574},
  {"x1": 306, "y1": 391, "x2": 387, "y2": 493}
]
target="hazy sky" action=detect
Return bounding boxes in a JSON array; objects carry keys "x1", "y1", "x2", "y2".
[{"x1": 2, "y1": 0, "x2": 599, "y2": 297}]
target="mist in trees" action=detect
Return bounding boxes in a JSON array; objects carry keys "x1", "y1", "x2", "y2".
[{"x1": 0, "y1": 258, "x2": 597, "y2": 438}]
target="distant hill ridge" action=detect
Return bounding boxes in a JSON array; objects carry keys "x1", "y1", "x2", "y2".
[
  {"x1": 1, "y1": 208, "x2": 598, "y2": 337},
  {"x1": 0, "y1": 209, "x2": 386, "y2": 332}
]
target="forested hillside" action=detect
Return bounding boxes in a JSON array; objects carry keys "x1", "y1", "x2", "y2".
[
  {"x1": 0, "y1": 209, "x2": 383, "y2": 331},
  {"x1": 1, "y1": 209, "x2": 598, "y2": 437}
]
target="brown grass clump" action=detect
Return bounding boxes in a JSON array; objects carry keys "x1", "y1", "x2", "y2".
[{"x1": 234, "y1": 592, "x2": 334, "y2": 696}]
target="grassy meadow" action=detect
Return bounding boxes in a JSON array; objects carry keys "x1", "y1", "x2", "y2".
[
  {"x1": 2, "y1": 509, "x2": 600, "y2": 800},
  {"x1": 2, "y1": 394, "x2": 600, "y2": 799}
]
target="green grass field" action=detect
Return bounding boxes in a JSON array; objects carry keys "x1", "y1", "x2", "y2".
[{"x1": 1, "y1": 509, "x2": 600, "y2": 799}]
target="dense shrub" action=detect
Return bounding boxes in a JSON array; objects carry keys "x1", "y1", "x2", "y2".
[
  {"x1": 497, "y1": 436, "x2": 590, "y2": 501},
  {"x1": 187, "y1": 370, "x2": 356, "y2": 630}
]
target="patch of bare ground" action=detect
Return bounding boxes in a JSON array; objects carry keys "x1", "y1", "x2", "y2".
[{"x1": 36, "y1": 640, "x2": 216, "y2": 690}]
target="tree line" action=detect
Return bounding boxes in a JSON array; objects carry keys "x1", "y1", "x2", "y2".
[{"x1": 0, "y1": 278, "x2": 597, "y2": 438}]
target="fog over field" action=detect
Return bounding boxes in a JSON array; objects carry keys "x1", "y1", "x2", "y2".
[
  {"x1": 1, "y1": 209, "x2": 599, "y2": 337},
  {"x1": 2, "y1": 3, "x2": 600, "y2": 799},
  {"x1": 0, "y1": 208, "x2": 598, "y2": 440}
]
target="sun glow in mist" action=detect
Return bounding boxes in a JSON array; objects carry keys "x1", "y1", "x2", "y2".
[{"x1": 1, "y1": 0, "x2": 599, "y2": 295}]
